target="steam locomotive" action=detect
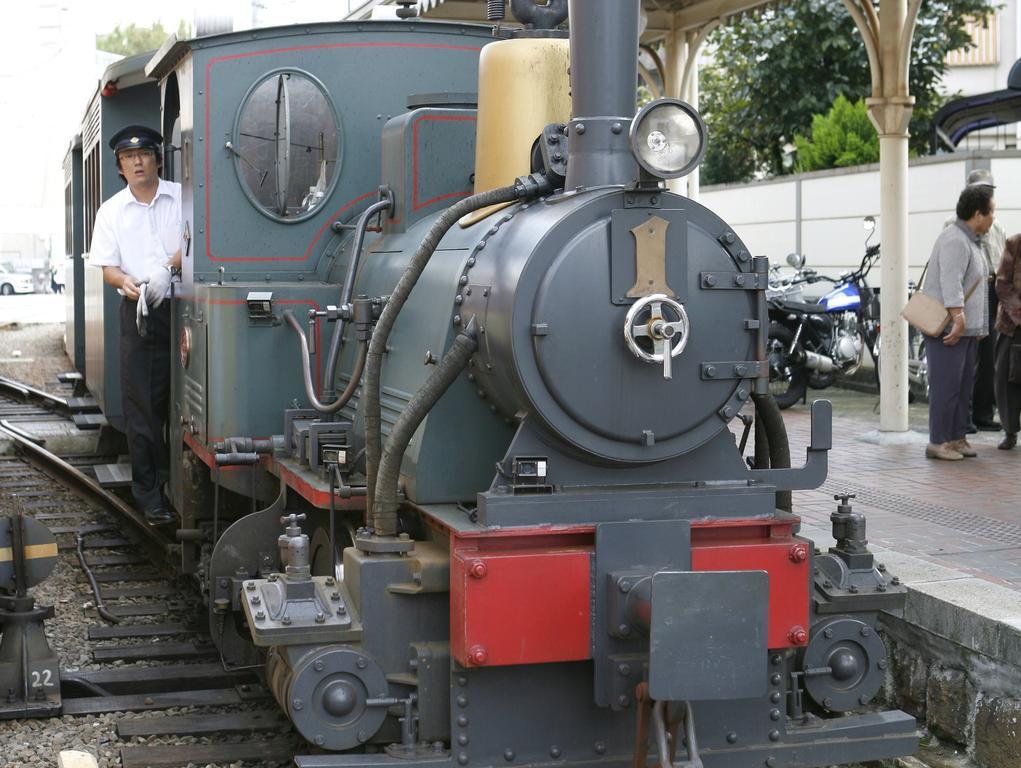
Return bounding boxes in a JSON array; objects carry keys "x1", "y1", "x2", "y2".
[{"x1": 62, "y1": 1, "x2": 917, "y2": 765}]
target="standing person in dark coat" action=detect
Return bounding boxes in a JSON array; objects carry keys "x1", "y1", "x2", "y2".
[
  {"x1": 994, "y1": 234, "x2": 1021, "y2": 450},
  {"x1": 963, "y1": 170, "x2": 1006, "y2": 431},
  {"x1": 88, "y1": 125, "x2": 181, "y2": 524},
  {"x1": 922, "y1": 185, "x2": 993, "y2": 461}
]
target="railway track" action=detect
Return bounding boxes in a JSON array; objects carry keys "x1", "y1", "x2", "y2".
[
  {"x1": 0, "y1": 374, "x2": 70, "y2": 421},
  {"x1": 0, "y1": 378, "x2": 297, "y2": 767}
]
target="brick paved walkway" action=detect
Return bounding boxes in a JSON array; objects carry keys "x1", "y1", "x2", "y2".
[{"x1": 780, "y1": 397, "x2": 1021, "y2": 590}]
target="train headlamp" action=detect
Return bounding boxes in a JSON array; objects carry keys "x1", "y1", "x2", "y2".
[{"x1": 629, "y1": 99, "x2": 707, "y2": 180}]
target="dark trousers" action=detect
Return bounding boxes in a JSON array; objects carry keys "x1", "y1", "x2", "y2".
[
  {"x1": 119, "y1": 299, "x2": 171, "y2": 511},
  {"x1": 971, "y1": 281, "x2": 998, "y2": 423},
  {"x1": 994, "y1": 329, "x2": 1021, "y2": 435},
  {"x1": 925, "y1": 335, "x2": 978, "y2": 445}
]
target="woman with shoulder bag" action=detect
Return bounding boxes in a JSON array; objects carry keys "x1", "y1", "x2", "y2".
[
  {"x1": 918, "y1": 186, "x2": 993, "y2": 461},
  {"x1": 994, "y1": 233, "x2": 1021, "y2": 450}
]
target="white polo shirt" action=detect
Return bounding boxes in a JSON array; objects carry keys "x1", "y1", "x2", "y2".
[{"x1": 89, "y1": 178, "x2": 182, "y2": 297}]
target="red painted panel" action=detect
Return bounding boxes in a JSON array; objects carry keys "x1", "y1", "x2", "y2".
[
  {"x1": 691, "y1": 524, "x2": 810, "y2": 650},
  {"x1": 431, "y1": 513, "x2": 810, "y2": 658},
  {"x1": 451, "y1": 543, "x2": 592, "y2": 667}
]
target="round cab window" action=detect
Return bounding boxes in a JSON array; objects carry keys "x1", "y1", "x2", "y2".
[{"x1": 234, "y1": 71, "x2": 340, "y2": 222}]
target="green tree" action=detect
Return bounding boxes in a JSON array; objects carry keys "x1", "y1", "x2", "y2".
[
  {"x1": 96, "y1": 21, "x2": 191, "y2": 57},
  {"x1": 794, "y1": 95, "x2": 879, "y2": 171},
  {"x1": 699, "y1": 0, "x2": 994, "y2": 184}
]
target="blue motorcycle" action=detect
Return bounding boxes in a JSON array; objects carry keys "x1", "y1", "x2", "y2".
[{"x1": 766, "y1": 231, "x2": 881, "y2": 409}]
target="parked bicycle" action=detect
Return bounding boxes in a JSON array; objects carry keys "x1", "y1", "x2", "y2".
[{"x1": 875, "y1": 281, "x2": 930, "y2": 402}]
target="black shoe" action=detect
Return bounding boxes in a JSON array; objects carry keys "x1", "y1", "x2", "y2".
[
  {"x1": 144, "y1": 506, "x2": 174, "y2": 526},
  {"x1": 999, "y1": 433, "x2": 1017, "y2": 450},
  {"x1": 966, "y1": 423, "x2": 978, "y2": 435},
  {"x1": 975, "y1": 420, "x2": 1001, "y2": 431}
]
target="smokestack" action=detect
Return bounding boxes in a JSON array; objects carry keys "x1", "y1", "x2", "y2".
[{"x1": 564, "y1": 0, "x2": 640, "y2": 190}]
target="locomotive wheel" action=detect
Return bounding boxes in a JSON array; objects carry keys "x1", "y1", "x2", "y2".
[
  {"x1": 310, "y1": 524, "x2": 353, "y2": 581},
  {"x1": 271, "y1": 646, "x2": 389, "y2": 751},
  {"x1": 767, "y1": 323, "x2": 807, "y2": 409},
  {"x1": 801, "y1": 617, "x2": 887, "y2": 712}
]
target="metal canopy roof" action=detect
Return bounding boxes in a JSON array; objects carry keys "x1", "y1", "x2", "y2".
[
  {"x1": 930, "y1": 88, "x2": 1021, "y2": 152},
  {"x1": 351, "y1": 0, "x2": 777, "y2": 35},
  {"x1": 930, "y1": 58, "x2": 1021, "y2": 151}
]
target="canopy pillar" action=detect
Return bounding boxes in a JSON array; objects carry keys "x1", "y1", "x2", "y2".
[
  {"x1": 664, "y1": 20, "x2": 718, "y2": 200},
  {"x1": 843, "y1": 0, "x2": 920, "y2": 432}
]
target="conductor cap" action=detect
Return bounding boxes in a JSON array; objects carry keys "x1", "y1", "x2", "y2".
[{"x1": 109, "y1": 125, "x2": 163, "y2": 155}]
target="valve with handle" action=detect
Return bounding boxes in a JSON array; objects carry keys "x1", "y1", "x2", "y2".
[
  {"x1": 278, "y1": 513, "x2": 310, "y2": 579},
  {"x1": 624, "y1": 293, "x2": 690, "y2": 380}
]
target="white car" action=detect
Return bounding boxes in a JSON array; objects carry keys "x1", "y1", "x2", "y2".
[{"x1": 0, "y1": 267, "x2": 35, "y2": 295}]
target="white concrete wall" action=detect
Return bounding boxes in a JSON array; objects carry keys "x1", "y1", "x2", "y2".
[
  {"x1": 700, "y1": 151, "x2": 1021, "y2": 290},
  {"x1": 702, "y1": 180, "x2": 798, "y2": 263}
]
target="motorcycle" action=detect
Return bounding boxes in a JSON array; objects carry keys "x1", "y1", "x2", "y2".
[{"x1": 766, "y1": 218, "x2": 882, "y2": 409}]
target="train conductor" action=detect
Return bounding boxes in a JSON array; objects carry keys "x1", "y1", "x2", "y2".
[{"x1": 90, "y1": 125, "x2": 181, "y2": 525}]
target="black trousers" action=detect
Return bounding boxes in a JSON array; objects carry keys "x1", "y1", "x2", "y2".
[
  {"x1": 971, "y1": 281, "x2": 998, "y2": 423},
  {"x1": 994, "y1": 329, "x2": 1021, "y2": 435},
  {"x1": 119, "y1": 299, "x2": 171, "y2": 511}
]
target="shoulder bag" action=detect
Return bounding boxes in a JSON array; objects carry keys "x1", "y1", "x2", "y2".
[{"x1": 901, "y1": 254, "x2": 982, "y2": 337}]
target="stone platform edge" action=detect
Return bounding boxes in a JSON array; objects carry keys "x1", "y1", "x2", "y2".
[{"x1": 801, "y1": 522, "x2": 1021, "y2": 768}]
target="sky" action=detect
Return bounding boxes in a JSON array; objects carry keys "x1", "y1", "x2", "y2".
[{"x1": 0, "y1": 2, "x2": 199, "y2": 259}]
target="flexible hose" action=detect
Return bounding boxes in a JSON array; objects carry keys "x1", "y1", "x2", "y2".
[
  {"x1": 75, "y1": 533, "x2": 120, "y2": 625},
  {"x1": 285, "y1": 310, "x2": 368, "y2": 414},
  {"x1": 323, "y1": 198, "x2": 392, "y2": 392},
  {"x1": 753, "y1": 415, "x2": 770, "y2": 470},
  {"x1": 364, "y1": 183, "x2": 524, "y2": 522},
  {"x1": 751, "y1": 392, "x2": 792, "y2": 512},
  {"x1": 373, "y1": 322, "x2": 479, "y2": 534},
  {"x1": 61, "y1": 674, "x2": 112, "y2": 698}
]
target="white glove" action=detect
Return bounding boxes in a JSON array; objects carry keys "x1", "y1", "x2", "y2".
[
  {"x1": 136, "y1": 282, "x2": 150, "y2": 337},
  {"x1": 145, "y1": 265, "x2": 172, "y2": 308}
]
